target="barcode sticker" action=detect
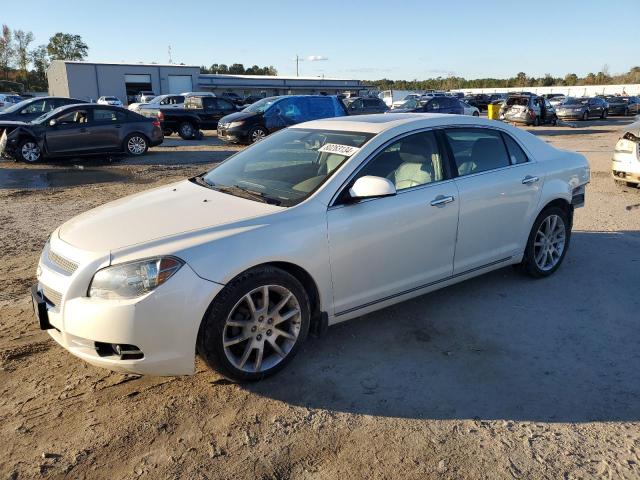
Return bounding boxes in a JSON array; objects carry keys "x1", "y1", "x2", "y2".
[{"x1": 318, "y1": 143, "x2": 361, "y2": 156}]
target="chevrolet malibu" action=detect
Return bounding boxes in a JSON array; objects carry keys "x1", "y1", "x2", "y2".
[{"x1": 32, "y1": 114, "x2": 590, "y2": 381}]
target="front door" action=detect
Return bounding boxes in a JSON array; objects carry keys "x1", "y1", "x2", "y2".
[
  {"x1": 327, "y1": 130, "x2": 459, "y2": 316},
  {"x1": 44, "y1": 107, "x2": 93, "y2": 154},
  {"x1": 442, "y1": 127, "x2": 544, "y2": 274}
]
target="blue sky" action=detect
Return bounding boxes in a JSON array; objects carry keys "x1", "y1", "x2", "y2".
[{"x1": 3, "y1": 0, "x2": 638, "y2": 80}]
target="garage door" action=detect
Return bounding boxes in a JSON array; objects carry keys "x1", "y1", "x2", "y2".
[{"x1": 168, "y1": 75, "x2": 193, "y2": 94}]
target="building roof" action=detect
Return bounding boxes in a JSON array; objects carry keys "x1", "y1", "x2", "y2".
[{"x1": 55, "y1": 60, "x2": 199, "y2": 68}]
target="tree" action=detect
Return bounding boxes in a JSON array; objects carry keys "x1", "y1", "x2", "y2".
[
  {"x1": 564, "y1": 73, "x2": 578, "y2": 86},
  {"x1": 30, "y1": 44, "x2": 49, "y2": 87},
  {"x1": 228, "y1": 63, "x2": 245, "y2": 74},
  {"x1": 0, "y1": 24, "x2": 13, "y2": 80},
  {"x1": 47, "y1": 32, "x2": 88, "y2": 61},
  {"x1": 13, "y1": 29, "x2": 33, "y2": 86}
]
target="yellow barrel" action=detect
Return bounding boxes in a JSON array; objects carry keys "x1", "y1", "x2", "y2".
[{"x1": 487, "y1": 103, "x2": 501, "y2": 120}]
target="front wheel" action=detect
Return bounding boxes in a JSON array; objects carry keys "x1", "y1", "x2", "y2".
[
  {"x1": 248, "y1": 126, "x2": 267, "y2": 144},
  {"x1": 517, "y1": 206, "x2": 571, "y2": 278},
  {"x1": 18, "y1": 139, "x2": 42, "y2": 163},
  {"x1": 124, "y1": 134, "x2": 148, "y2": 156},
  {"x1": 601, "y1": 109, "x2": 608, "y2": 119},
  {"x1": 197, "y1": 266, "x2": 310, "y2": 382}
]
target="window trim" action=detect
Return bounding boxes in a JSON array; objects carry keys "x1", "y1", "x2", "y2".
[{"x1": 329, "y1": 127, "x2": 454, "y2": 207}]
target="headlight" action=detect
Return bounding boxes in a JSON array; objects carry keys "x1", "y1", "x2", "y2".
[
  {"x1": 228, "y1": 121, "x2": 245, "y2": 128},
  {"x1": 89, "y1": 256, "x2": 183, "y2": 300}
]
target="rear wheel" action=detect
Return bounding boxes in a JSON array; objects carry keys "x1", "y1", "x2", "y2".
[
  {"x1": 178, "y1": 121, "x2": 196, "y2": 140},
  {"x1": 582, "y1": 111, "x2": 589, "y2": 121},
  {"x1": 197, "y1": 266, "x2": 310, "y2": 382},
  {"x1": 18, "y1": 139, "x2": 42, "y2": 163},
  {"x1": 517, "y1": 206, "x2": 571, "y2": 278},
  {"x1": 124, "y1": 134, "x2": 148, "y2": 156}
]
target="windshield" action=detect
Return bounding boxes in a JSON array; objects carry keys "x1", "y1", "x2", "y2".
[
  {"x1": 2, "y1": 98, "x2": 34, "y2": 113},
  {"x1": 244, "y1": 97, "x2": 279, "y2": 114},
  {"x1": 199, "y1": 128, "x2": 373, "y2": 206},
  {"x1": 605, "y1": 96, "x2": 624, "y2": 103},
  {"x1": 32, "y1": 106, "x2": 68, "y2": 124},
  {"x1": 563, "y1": 97, "x2": 588, "y2": 105}
]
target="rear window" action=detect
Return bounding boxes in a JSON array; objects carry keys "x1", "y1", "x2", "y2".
[
  {"x1": 506, "y1": 96, "x2": 530, "y2": 107},
  {"x1": 304, "y1": 97, "x2": 345, "y2": 120}
]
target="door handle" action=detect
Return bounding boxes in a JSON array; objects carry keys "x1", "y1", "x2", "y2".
[
  {"x1": 430, "y1": 195, "x2": 455, "y2": 206},
  {"x1": 522, "y1": 175, "x2": 539, "y2": 185}
]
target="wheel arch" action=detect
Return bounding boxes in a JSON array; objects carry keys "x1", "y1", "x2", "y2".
[{"x1": 537, "y1": 197, "x2": 574, "y2": 228}]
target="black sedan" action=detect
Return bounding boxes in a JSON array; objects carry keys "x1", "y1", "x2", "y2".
[
  {"x1": 0, "y1": 96, "x2": 87, "y2": 122},
  {"x1": 0, "y1": 104, "x2": 163, "y2": 162},
  {"x1": 600, "y1": 95, "x2": 640, "y2": 116}
]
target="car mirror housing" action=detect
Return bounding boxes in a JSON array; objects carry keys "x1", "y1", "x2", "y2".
[
  {"x1": 48, "y1": 119, "x2": 57, "y2": 127},
  {"x1": 349, "y1": 176, "x2": 396, "y2": 201}
]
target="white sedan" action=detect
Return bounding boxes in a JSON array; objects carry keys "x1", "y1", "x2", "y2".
[
  {"x1": 32, "y1": 114, "x2": 590, "y2": 381},
  {"x1": 460, "y1": 100, "x2": 480, "y2": 116},
  {"x1": 96, "y1": 96, "x2": 123, "y2": 106}
]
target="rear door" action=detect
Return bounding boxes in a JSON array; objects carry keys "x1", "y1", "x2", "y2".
[
  {"x1": 87, "y1": 108, "x2": 128, "y2": 150},
  {"x1": 444, "y1": 127, "x2": 544, "y2": 274}
]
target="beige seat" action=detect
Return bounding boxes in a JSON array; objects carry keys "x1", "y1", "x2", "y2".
[{"x1": 389, "y1": 135, "x2": 438, "y2": 189}]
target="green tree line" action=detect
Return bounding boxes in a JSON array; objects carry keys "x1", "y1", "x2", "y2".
[
  {"x1": 370, "y1": 67, "x2": 640, "y2": 91},
  {"x1": 200, "y1": 63, "x2": 278, "y2": 76}
]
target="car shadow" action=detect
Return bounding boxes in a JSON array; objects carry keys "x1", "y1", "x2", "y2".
[{"x1": 245, "y1": 230, "x2": 640, "y2": 423}]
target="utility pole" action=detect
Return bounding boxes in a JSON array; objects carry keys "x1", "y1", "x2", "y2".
[
  {"x1": 295, "y1": 55, "x2": 299, "y2": 77},
  {"x1": 168, "y1": 45, "x2": 172, "y2": 64}
]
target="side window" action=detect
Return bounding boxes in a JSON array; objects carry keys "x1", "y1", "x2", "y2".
[
  {"x1": 354, "y1": 131, "x2": 444, "y2": 191},
  {"x1": 350, "y1": 99, "x2": 363, "y2": 110},
  {"x1": 426, "y1": 100, "x2": 440, "y2": 111},
  {"x1": 55, "y1": 109, "x2": 90, "y2": 125},
  {"x1": 21, "y1": 99, "x2": 46, "y2": 114},
  {"x1": 215, "y1": 99, "x2": 235, "y2": 111},
  {"x1": 93, "y1": 109, "x2": 125, "y2": 123},
  {"x1": 501, "y1": 133, "x2": 529, "y2": 164},
  {"x1": 305, "y1": 97, "x2": 335, "y2": 120},
  {"x1": 444, "y1": 128, "x2": 510, "y2": 176}
]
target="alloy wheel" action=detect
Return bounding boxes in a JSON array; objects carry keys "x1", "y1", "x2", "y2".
[
  {"x1": 127, "y1": 136, "x2": 146, "y2": 155},
  {"x1": 21, "y1": 142, "x2": 41, "y2": 162},
  {"x1": 180, "y1": 124, "x2": 194, "y2": 138},
  {"x1": 251, "y1": 129, "x2": 266, "y2": 143},
  {"x1": 223, "y1": 285, "x2": 302, "y2": 373},
  {"x1": 533, "y1": 214, "x2": 566, "y2": 271}
]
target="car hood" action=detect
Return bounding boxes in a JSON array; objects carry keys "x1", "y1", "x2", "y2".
[
  {"x1": 220, "y1": 111, "x2": 259, "y2": 123},
  {"x1": 57, "y1": 179, "x2": 284, "y2": 253},
  {"x1": 0, "y1": 120, "x2": 31, "y2": 128}
]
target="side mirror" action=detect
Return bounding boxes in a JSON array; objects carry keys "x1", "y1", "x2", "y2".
[
  {"x1": 48, "y1": 119, "x2": 57, "y2": 127},
  {"x1": 349, "y1": 176, "x2": 396, "y2": 201}
]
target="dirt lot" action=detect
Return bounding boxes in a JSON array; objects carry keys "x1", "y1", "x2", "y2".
[{"x1": 1, "y1": 120, "x2": 639, "y2": 480}]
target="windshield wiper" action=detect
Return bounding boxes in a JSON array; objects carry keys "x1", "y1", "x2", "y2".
[{"x1": 215, "y1": 184, "x2": 281, "y2": 205}]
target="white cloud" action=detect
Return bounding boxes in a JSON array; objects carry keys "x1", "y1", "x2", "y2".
[{"x1": 307, "y1": 55, "x2": 328, "y2": 62}]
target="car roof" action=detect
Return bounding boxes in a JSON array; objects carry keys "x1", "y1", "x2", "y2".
[{"x1": 297, "y1": 113, "x2": 495, "y2": 134}]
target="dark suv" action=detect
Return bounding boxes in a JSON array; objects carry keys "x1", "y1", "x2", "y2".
[
  {"x1": 0, "y1": 96, "x2": 87, "y2": 122},
  {"x1": 217, "y1": 95, "x2": 348, "y2": 144},
  {"x1": 599, "y1": 95, "x2": 639, "y2": 116},
  {"x1": 343, "y1": 96, "x2": 389, "y2": 115},
  {"x1": 387, "y1": 96, "x2": 464, "y2": 115}
]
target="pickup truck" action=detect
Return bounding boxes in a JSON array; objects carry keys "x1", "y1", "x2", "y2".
[{"x1": 142, "y1": 96, "x2": 238, "y2": 139}]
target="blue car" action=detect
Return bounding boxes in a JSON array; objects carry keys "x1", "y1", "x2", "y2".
[{"x1": 389, "y1": 96, "x2": 464, "y2": 115}]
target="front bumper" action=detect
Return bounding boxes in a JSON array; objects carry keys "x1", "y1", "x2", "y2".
[
  {"x1": 217, "y1": 125, "x2": 250, "y2": 144},
  {"x1": 612, "y1": 156, "x2": 640, "y2": 184},
  {"x1": 557, "y1": 111, "x2": 586, "y2": 119},
  {"x1": 35, "y1": 239, "x2": 223, "y2": 375}
]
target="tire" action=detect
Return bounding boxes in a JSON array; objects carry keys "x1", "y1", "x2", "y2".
[
  {"x1": 248, "y1": 126, "x2": 268, "y2": 144},
  {"x1": 178, "y1": 121, "x2": 196, "y2": 140},
  {"x1": 517, "y1": 206, "x2": 571, "y2": 278},
  {"x1": 163, "y1": 129, "x2": 173, "y2": 137},
  {"x1": 124, "y1": 133, "x2": 148, "y2": 156},
  {"x1": 601, "y1": 109, "x2": 607, "y2": 119},
  {"x1": 197, "y1": 266, "x2": 311, "y2": 382},
  {"x1": 472, "y1": 111, "x2": 479, "y2": 117},
  {"x1": 533, "y1": 116, "x2": 540, "y2": 127},
  {"x1": 582, "y1": 111, "x2": 589, "y2": 121},
  {"x1": 552, "y1": 116, "x2": 558, "y2": 126},
  {"x1": 18, "y1": 138, "x2": 42, "y2": 163},
  {"x1": 624, "y1": 108, "x2": 630, "y2": 117}
]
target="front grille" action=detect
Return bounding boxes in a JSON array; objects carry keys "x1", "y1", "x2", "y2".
[
  {"x1": 48, "y1": 249, "x2": 78, "y2": 275},
  {"x1": 42, "y1": 285, "x2": 63, "y2": 307}
]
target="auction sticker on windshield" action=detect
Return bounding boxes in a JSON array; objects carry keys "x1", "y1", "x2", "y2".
[{"x1": 318, "y1": 143, "x2": 361, "y2": 156}]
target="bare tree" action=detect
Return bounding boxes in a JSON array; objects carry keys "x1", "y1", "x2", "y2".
[
  {"x1": 0, "y1": 24, "x2": 13, "y2": 80},
  {"x1": 13, "y1": 29, "x2": 34, "y2": 86}
]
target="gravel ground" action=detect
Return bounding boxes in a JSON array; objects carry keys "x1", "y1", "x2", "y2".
[{"x1": 1, "y1": 121, "x2": 639, "y2": 480}]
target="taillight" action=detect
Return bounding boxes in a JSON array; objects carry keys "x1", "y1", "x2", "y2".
[{"x1": 152, "y1": 120, "x2": 161, "y2": 127}]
